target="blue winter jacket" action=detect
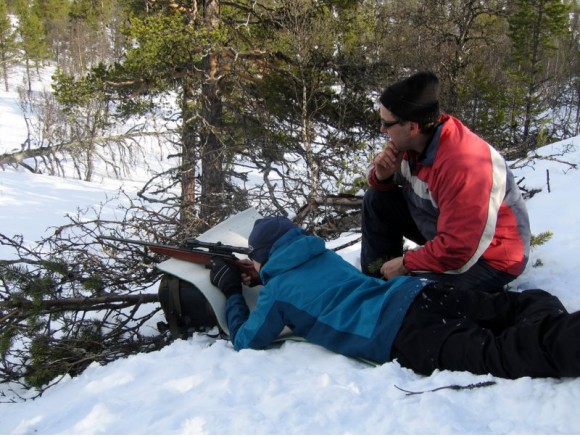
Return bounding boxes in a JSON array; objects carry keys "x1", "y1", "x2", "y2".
[{"x1": 225, "y1": 228, "x2": 432, "y2": 364}]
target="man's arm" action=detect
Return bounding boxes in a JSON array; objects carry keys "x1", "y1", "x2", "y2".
[{"x1": 367, "y1": 141, "x2": 403, "y2": 190}]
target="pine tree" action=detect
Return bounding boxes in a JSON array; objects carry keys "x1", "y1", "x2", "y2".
[
  {"x1": 507, "y1": 0, "x2": 570, "y2": 155},
  {"x1": 52, "y1": 0, "x2": 377, "y2": 232},
  {"x1": 15, "y1": 0, "x2": 49, "y2": 91},
  {"x1": 0, "y1": 0, "x2": 16, "y2": 91},
  {"x1": 31, "y1": 0, "x2": 70, "y2": 61}
]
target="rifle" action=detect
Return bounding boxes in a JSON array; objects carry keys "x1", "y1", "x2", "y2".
[{"x1": 98, "y1": 236, "x2": 261, "y2": 287}]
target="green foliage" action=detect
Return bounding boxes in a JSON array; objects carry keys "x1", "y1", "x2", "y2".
[
  {"x1": 15, "y1": 0, "x2": 50, "y2": 64},
  {"x1": 69, "y1": 0, "x2": 103, "y2": 22},
  {"x1": 0, "y1": 229, "x2": 164, "y2": 392},
  {"x1": 0, "y1": 0, "x2": 15, "y2": 51},
  {"x1": 27, "y1": 335, "x2": 54, "y2": 387},
  {"x1": 343, "y1": 175, "x2": 369, "y2": 195},
  {"x1": 531, "y1": 230, "x2": 554, "y2": 248},
  {"x1": 367, "y1": 258, "x2": 387, "y2": 276},
  {"x1": 506, "y1": 0, "x2": 571, "y2": 154},
  {"x1": 23, "y1": 274, "x2": 55, "y2": 305},
  {"x1": 455, "y1": 65, "x2": 510, "y2": 148},
  {"x1": 25, "y1": 327, "x2": 104, "y2": 388},
  {"x1": 31, "y1": 0, "x2": 70, "y2": 55},
  {"x1": 31, "y1": 0, "x2": 69, "y2": 23},
  {"x1": 0, "y1": 0, "x2": 16, "y2": 90},
  {"x1": 81, "y1": 274, "x2": 104, "y2": 292},
  {"x1": 52, "y1": 67, "x2": 104, "y2": 108},
  {"x1": 121, "y1": 11, "x2": 225, "y2": 87},
  {"x1": 0, "y1": 324, "x2": 15, "y2": 356},
  {"x1": 509, "y1": 0, "x2": 569, "y2": 66},
  {"x1": 39, "y1": 259, "x2": 70, "y2": 276}
]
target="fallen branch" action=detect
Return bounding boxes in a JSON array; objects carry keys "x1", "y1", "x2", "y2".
[
  {"x1": 0, "y1": 131, "x2": 173, "y2": 167},
  {"x1": 510, "y1": 150, "x2": 578, "y2": 171},
  {"x1": 394, "y1": 380, "x2": 496, "y2": 396},
  {"x1": 1, "y1": 293, "x2": 159, "y2": 313}
]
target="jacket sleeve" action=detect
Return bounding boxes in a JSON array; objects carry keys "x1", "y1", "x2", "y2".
[
  {"x1": 225, "y1": 290, "x2": 286, "y2": 351},
  {"x1": 224, "y1": 294, "x2": 250, "y2": 343},
  {"x1": 367, "y1": 164, "x2": 397, "y2": 191},
  {"x1": 404, "y1": 145, "x2": 506, "y2": 274}
]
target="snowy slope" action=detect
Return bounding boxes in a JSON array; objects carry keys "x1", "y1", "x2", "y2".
[{"x1": 1, "y1": 71, "x2": 580, "y2": 434}]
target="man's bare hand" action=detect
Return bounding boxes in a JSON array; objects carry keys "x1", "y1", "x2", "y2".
[
  {"x1": 380, "y1": 256, "x2": 408, "y2": 279},
  {"x1": 373, "y1": 141, "x2": 403, "y2": 180}
]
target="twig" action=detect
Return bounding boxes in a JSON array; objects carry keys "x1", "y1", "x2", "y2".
[
  {"x1": 330, "y1": 236, "x2": 362, "y2": 252},
  {"x1": 510, "y1": 151, "x2": 578, "y2": 170},
  {"x1": 394, "y1": 380, "x2": 496, "y2": 396},
  {"x1": 0, "y1": 309, "x2": 20, "y2": 324}
]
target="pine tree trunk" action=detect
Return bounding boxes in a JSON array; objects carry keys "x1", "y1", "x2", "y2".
[
  {"x1": 199, "y1": 0, "x2": 225, "y2": 227},
  {"x1": 180, "y1": 78, "x2": 198, "y2": 229},
  {"x1": 199, "y1": 50, "x2": 225, "y2": 226},
  {"x1": 179, "y1": 0, "x2": 225, "y2": 231}
]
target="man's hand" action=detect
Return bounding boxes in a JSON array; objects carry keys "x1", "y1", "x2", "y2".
[
  {"x1": 209, "y1": 257, "x2": 243, "y2": 298},
  {"x1": 373, "y1": 141, "x2": 403, "y2": 181},
  {"x1": 380, "y1": 256, "x2": 408, "y2": 279}
]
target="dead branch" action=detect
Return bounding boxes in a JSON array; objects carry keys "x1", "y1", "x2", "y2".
[
  {"x1": 510, "y1": 150, "x2": 578, "y2": 171},
  {"x1": 0, "y1": 131, "x2": 173, "y2": 168},
  {"x1": 0, "y1": 293, "x2": 159, "y2": 312}
]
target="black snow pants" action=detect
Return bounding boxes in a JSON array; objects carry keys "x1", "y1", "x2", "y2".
[
  {"x1": 361, "y1": 187, "x2": 516, "y2": 293},
  {"x1": 391, "y1": 283, "x2": 580, "y2": 379}
]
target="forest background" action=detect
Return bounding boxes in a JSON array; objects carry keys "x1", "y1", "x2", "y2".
[{"x1": 0, "y1": 0, "x2": 579, "y2": 393}]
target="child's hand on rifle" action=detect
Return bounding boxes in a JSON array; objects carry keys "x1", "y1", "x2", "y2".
[{"x1": 238, "y1": 259, "x2": 257, "y2": 286}]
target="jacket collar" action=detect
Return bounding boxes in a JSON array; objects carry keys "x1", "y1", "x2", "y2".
[{"x1": 420, "y1": 116, "x2": 446, "y2": 165}]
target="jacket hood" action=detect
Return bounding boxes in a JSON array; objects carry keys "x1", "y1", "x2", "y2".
[{"x1": 259, "y1": 228, "x2": 326, "y2": 284}]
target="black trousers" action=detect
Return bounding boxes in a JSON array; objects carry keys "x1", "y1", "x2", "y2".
[
  {"x1": 361, "y1": 187, "x2": 516, "y2": 293},
  {"x1": 392, "y1": 283, "x2": 580, "y2": 379}
]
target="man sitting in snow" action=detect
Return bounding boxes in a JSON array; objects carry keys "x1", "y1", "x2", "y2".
[
  {"x1": 362, "y1": 71, "x2": 531, "y2": 293},
  {"x1": 209, "y1": 216, "x2": 580, "y2": 380}
]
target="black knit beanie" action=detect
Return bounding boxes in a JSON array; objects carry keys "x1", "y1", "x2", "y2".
[
  {"x1": 248, "y1": 217, "x2": 297, "y2": 265},
  {"x1": 379, "y1": 71, "x2": 440, "y2": 123}
]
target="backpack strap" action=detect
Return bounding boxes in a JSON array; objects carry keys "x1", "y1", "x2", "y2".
[{"x1": 166, "y1": 276, "x2": 185, "y2": 339}]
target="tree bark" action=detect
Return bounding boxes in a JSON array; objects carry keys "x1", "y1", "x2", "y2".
[{"x1": 199, "y1": 0, "x2": 225, "y2": 227}]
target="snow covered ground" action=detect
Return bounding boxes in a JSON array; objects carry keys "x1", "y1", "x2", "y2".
[{"x1": 1, "y1": 72, "x2": 580, "y2": 434}]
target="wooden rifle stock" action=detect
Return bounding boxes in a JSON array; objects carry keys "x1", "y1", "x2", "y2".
[
  {"x1": 99, "y1": 236, "x2": 262, "y2": 287},
  {"x1": 147, "y1": 245, "x2": 261, "y2": 287}
]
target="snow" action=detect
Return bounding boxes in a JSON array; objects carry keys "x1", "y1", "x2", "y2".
[{"x1": 2, "y1": 71, "x2": 580, "y2": 434}]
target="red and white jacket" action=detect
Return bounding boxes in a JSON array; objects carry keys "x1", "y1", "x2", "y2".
[{"x1": 368, "y1": 114, "x2": 530, "y2": 276}]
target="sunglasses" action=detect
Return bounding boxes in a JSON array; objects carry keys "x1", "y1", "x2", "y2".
[{"x1": 380, "y1": 119, "x2": 402, "y2": 129}]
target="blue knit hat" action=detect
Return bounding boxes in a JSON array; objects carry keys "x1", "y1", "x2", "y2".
[{"x1": 248, "y1": 217, "x2": 297, "y2": 265}]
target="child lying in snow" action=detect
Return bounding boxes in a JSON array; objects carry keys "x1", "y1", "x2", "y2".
[{"x1": 209, "y1": 216, "x2": 578, "y2": 379}]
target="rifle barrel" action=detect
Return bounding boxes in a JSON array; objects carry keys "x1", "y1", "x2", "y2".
[
  {"x1": 98, "y1": 235, "x2": 250, "y2": 256},
  {"x1": 98, "y1": 235, "x2": 184, "y2": 252}
]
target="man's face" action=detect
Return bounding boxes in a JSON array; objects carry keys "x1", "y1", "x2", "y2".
[{"x1": 379, "y1": 105, "x2": 413, "y2": 150}]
